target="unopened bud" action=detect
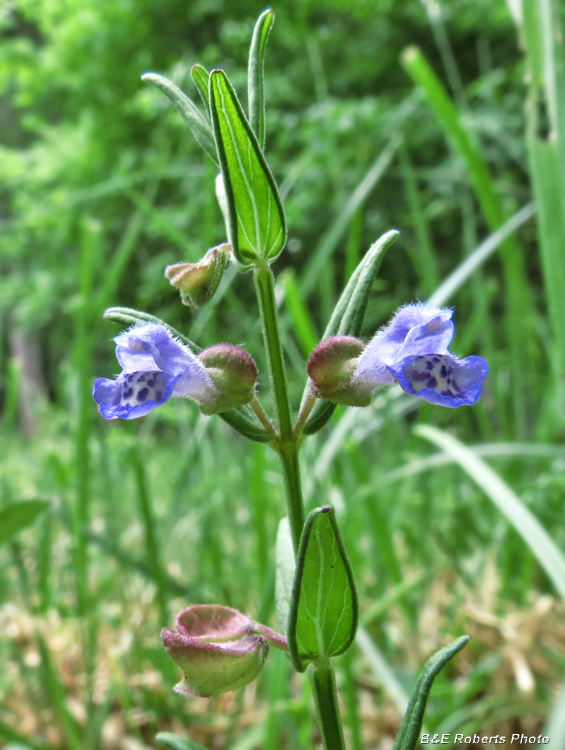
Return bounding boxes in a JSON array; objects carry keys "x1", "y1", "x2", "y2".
[
  {"x1": 197, "y1": 344, "x2": 258, "y2": 414},
  {"x1": 165, "y1": 243, "x2": 230, "y2": 307},
  {"x1": 162, "y1": 604, "x2": 286, "y2": 697},
  {"x1": 307, "y1": 336, "x2": 371, "y2": 406}
]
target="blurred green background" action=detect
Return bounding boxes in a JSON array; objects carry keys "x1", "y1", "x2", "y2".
[{"x1": 1, "y1": 0, "x2": 565, "y2": 747}]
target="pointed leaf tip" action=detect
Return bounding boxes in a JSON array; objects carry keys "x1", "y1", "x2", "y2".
[
  {"x1": 287, "y1": 506, "x2": 358, "y2": 672},
  {"x1": 209, "y1": 69, "x2": 286, "y2": 266}
]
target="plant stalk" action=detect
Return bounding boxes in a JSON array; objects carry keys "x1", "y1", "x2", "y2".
[
  {"x1": 254, "y1": 263, "x2": 305, "y2": 552},
  {"x1": 309, "y1": 660, "x2": 347, "y2": 750}
]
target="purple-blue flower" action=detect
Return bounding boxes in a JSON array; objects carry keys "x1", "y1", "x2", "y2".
[
  {"x1": 308, "y1": 304, "x2": 488, "y2": 408},
  {"x1": 93, "y1": 323, "x2": 218, "y2": 420},
  {"x1": 352, "y1": 304, "x2": 488, "y2": 407}
]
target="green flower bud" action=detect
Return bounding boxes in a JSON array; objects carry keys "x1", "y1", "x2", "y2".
[
  {"x1": 162, "y1": 605, "x2": 286, "y2": 698},
  {"x1": 165, "y1": 243, "x2": 230, "y2": 308},
  {"x1": 197, "y1": 344, "x2": 258, "y2": 415},
  {"x1": 307, "y1": 336, "x2": 371, "y2": 406}
]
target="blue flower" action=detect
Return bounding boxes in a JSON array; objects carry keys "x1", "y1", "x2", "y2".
[
  {"x1": 93, "y1": 323, "x2": 218, "y2": 420},
  {"x1": 352, "y1": 304, "x2": 488, "y2": 407}
]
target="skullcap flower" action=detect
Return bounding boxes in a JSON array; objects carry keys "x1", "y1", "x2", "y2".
[
  {"x1": 93, "y1": 323, "x2": 257, "y2": 419},
  {"x1": 308, "y1": 304, "x2": 488, "y2": 408}
]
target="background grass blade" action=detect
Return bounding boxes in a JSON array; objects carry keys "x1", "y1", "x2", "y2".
[
  {"x1": 520, "y1": 0, "x2": 565, "y2": 431},
  {"x1": 402, "y1": 46, "x2": 536, "y2": 432},
  {"x1": 416, "y1": 425, "x2": 565, "y2": 601},
  {"x1": 428, "y1": 203, "x2": 536, "y2": 307},
  {"x1": 301, "y1": 135, "x2": 401, "y2": 298}
]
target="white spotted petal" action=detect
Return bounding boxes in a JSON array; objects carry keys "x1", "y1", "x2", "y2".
[{"x1": 93, "y1": 323, "x2": 218, "y2": 420}]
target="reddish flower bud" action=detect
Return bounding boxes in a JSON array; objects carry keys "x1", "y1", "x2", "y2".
[
  {"x1": 307, "y1": 336, "x2": 371, "y2": 406},
  {"x1": 197, "y1": 344, "x2": 258, "y2": 414}
]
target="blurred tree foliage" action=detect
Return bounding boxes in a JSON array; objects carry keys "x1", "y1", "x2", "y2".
[{"x1": 0, "y1": 0, "x2": 529, "y2": 407}]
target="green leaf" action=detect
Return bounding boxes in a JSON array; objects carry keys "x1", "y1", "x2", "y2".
[
  {"x1": 142, "y1": 73, "x2": 218, "y2": 165},
  {"x1": 248, "y1": 8, "x2": 274, "y2": 147},
  {"x1": 275, "y1": 517, "x2": 296, "y2": 634},
  {"x1": 302, "y1": 229, "x2": 399, "y2": 435},
  {"x1": 155, "y1": 733, "x2": 209, "y2": 750},
  {"x1": 392, "y1": 636, "x2": 470, "y2": 750},
  {"x1": 287, "y1": 506, "x2": 358, "y2": 672},
  {"x1": 209, "y1": 70, "x2": 286, "y2": 266},
  {"x1": 0, "y1": 501, "x2": 49, "y2": 546},
  {"x1": 191, "y1": 64, "x2": 210, "y2": 109}
]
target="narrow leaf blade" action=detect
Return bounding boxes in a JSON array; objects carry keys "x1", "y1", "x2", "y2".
[
  {"x1": 392, "y1": 636, "x2": 470, "y2": 750},
  {"x1": 288, "y1": 506, "x2": 358, "y2": 672},
  {"x1": 155, "y1": 732, "x2": 209, "y2": 750},
  {"x1": 248, "y1": 8, "x2": 274, "y2": 147},
  {"x1": 191, "y1": 64, "x2": 210, "y2": 108},
  {"x1": 416, "y1": 424, "x2": 565, "y2": 601},
  {"x1": 142, "y1": 73, "x2": 218, "y2": 165},
  {"x1": 0, "y1": 501, "x2": 50, "y2": 546},
  {"x1": 209, "y1": 70, "x2": 286, "y2": 265}
]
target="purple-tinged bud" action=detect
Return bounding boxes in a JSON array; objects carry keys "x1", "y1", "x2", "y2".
[
  {"x1": 162, "y1": 605, "x2": 286, "y2": 697},
  {"x1": 165, "y1": 243, "x2": 230, "y2": 308},
  {"x1": 307, "y1": 336, "x2": 371, "y2": 407},
  {"x1": 197, "y1": 344, "x2": 258, "y2": 414}
]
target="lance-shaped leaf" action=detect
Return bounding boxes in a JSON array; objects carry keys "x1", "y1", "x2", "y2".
[
  {"x1": 287, "y1": 506, "x2": 358, "y2": 672},
  {"x1": 303, "y1": 229, "x2": 399, "y2": 434},
  {"x1": 142, "y1": 73, "x2": 218, "y2": 165},
  {"x1": 392, "y1": 636, "x2": 470, "y2": 750},
  {"x1": 248, "y1": 8, "x2": 274, "y2": 147},
  {"x1": 209, "y1": 70, "x2": 286, "y2": 266},
  {"x1": 156, "y1": 733, "x2": 209, "y2": 750},
  {"x1": 102, "y1": 307, "x2": 270, "y2": 443},
  {"x1": 191, "y1": 64, "x2": 210, "y2": 109},
  {"x1": 0, "y1": 500, "x2": 49, "y2": 546}
]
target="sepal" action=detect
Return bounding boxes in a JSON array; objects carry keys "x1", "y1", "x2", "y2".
[
  {"x1": 162, "y1": 604, "x2": 286, "y2": 698},
  {"x1": 198, "y1": 344, "x2": 258, "y2": 414},
  {"x1": 165, "y1": 244, "x2": 230, "y2": 308},
  {"x1": 307, "y1": 336, "x2": 370, "y2": 407}
]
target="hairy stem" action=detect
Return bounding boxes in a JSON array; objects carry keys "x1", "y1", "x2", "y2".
[
  {"x1": 294, "y1": 389, "x2": 318, "y2": 436},
  {"x1": 309, "y1": 660, "x2": 347, "y2": 750},
  {"x1": 254, "y1": 265, "x2": 293, "y2": 441},
  {"x1": 249, "y1": 394, "x2": 278, "y2": 440},
  {"x1": 253, "y1": 263, "x2": 304, "y2": 553}
]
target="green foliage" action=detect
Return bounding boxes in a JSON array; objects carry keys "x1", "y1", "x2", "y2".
[
  {"x1": 392, "y1": 636, "x2": 471, "y2": 750},
  {"x1": 156, "y1": 733, "x2": 209, "y2": 750},
  {"x1": 210, "y1": 70, "x2": 286, "y2": 266},
  {"x1": 0, "y1": 501, "x2": 49, "y2": 546},
  {"x1": 0, "y1": 0, "x2": 563, "y2": 746},
  {"x1": 287, "y1": 506, "x2": 358, "y2": 672}
]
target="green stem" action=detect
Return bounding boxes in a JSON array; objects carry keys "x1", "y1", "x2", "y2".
[
  {"x1": 254, "y1": 264, "x2": 293, "y2": 442},
  {"x1": 254, "y1": 264, "x2": 344, "y2": 748},
  {"x1": 309, "y1": 660, "x2": 347, "y2": 750},
  {"x1": 254, "y1": 263, "x2": 305, "y2": 552},
  {"x1": 277, "y1": 441, "x2": 305, "y2": 554}
]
